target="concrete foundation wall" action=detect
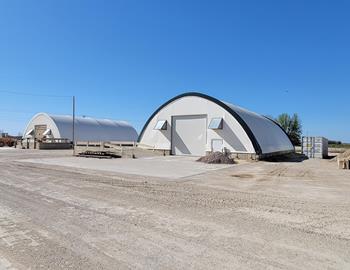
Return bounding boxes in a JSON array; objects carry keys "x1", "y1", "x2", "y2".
[
  {"x1": 38, "y1": 142, "x2": 72, "y2": 150},
  {"x1": 20, "y1": 139, "x2": 72, "y2": 150},
  {"x1": 74, "y1": 141, "x2": 168, "y2": 158}
]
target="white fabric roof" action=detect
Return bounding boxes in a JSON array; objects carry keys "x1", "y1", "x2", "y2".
[
  {"x1": 138, "y1": 92, "x2": 295, "y2": 155},
  {"x1": 23, "y1": 113, "x2": 138, "y2": 142}
]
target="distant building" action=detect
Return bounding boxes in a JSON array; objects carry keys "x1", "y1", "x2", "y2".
[{"x1": 23, "y1": 113, "x2": 138, "y2": 142}]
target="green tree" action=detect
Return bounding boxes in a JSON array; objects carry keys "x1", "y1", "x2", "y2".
[{"x1": 276, "y1": 113, "x2": 302, "y2": 146}]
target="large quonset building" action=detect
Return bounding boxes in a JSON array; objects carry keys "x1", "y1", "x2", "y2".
[
  {"x1": 138, "y1": 92, "x2": 294, "y2": 159},
  {"x1": 23, "y1": 113, "x2": 138, "y2": 142}
]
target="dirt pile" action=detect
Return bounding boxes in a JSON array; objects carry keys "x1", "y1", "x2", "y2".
[{"x1": 197, "y1": 152, "x2": 234, "y2": 164}]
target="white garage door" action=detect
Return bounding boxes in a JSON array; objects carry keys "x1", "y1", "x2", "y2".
[{"x1": 172, "y1": 115, "x2": 207, "y2": 156}]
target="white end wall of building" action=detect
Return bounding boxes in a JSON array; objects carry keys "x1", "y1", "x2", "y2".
[{"x1": 139, "y1": 96, "x2": 256, "y2": 154}]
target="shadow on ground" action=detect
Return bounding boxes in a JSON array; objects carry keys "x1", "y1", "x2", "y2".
[{"x1": 262, "y1": 153, "x2": 308, "y2": 163}]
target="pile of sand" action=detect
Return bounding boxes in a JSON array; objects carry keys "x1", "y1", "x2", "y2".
[{"x1": 197, "y1": 152, "x2": 234, "y2": 164}]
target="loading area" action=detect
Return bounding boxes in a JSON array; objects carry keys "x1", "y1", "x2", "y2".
[{"x1": 20, "y1": 154, "x2": 232, "y2": 179}]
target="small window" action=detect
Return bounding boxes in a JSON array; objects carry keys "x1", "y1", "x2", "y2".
[
  {"x1": 25, "y1": 128, "x2": 34, "y2": 137},
  {"x1": 154, "y1": 120, "x2": 167, "y2": 130},
  {"x1": 208, "y1": 118, "x2": 223, "y2": 129}
]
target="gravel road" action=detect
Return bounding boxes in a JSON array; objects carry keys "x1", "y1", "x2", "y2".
[{"x1": 0, "y1": 149, "x2": 349, "y2": 269}]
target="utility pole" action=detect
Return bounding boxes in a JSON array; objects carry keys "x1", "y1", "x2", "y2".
[{"x1": 72, "y1": 96, "x2": 75, "y2": 155}]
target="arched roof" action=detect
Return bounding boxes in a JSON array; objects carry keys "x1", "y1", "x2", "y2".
[
  {"x1": 24, "y1": 113, "x2": 138, "y2": 142},
  {"x1": 138, "y1": 92, "x2": 294, "y2": 154}
]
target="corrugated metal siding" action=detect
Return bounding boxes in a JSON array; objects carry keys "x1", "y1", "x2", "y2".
[{"x1": 302, "y1": 136, "x2": 328, "y2": 159}]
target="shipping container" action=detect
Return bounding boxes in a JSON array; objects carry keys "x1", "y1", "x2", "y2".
[{"x1": 302, "y1": 136, "x2": 328, "y2": 159}]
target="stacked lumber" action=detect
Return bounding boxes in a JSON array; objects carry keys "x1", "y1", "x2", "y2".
[
  {"x1": 337, "y1": 150, "x2": 350, "y2": 170},
  {"x1": 338, "y1": 159, "x2": 350, "y2": 170}
]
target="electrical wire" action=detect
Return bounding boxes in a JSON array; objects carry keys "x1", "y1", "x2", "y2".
[{"x1": 0, "y1": 90, "x2": 72, "y2": 98}]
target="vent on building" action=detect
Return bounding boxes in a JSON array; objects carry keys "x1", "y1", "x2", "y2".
[
  {"x1": 154, "y1": 120, "x2": 167, "y2": 130},
  {"x1": 208, "y1": 118, "x2": 223, "y2": 130}
]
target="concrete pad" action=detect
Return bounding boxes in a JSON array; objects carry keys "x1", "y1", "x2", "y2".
[
  {"x1": 0, "y1": 147, "x2": 18, "y2": 151},
  {"x1": 19, "y1": 155, "x2": 232, "y2": 179}
]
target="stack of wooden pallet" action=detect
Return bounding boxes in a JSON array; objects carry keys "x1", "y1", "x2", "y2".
[
  {"x1": 337, "y1": 150, "x2": 350, "y2": 170},
  {"x1": 338, "y1": 159, "x2": 350, "y2": 170}
]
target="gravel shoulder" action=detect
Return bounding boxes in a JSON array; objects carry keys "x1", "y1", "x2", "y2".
[{"x1": 0, "y1": 149, "x2": 349, "y2": 269}]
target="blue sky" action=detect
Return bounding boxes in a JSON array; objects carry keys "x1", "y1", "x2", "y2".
[{"x1": 0, "y1": 0, "x2": 349, "y2": 141}]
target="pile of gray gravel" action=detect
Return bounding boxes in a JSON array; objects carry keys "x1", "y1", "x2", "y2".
[{"x1": 197, "y1": 152, "x2": 234, "y2": 164}]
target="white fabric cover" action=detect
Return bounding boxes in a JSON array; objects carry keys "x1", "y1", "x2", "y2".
[
  {"x1": 139, "y1": 94, "x2": 294, "y2": 155},
  {"x1": 23, "y1": 113, "x2": 138, "y2": 142}
]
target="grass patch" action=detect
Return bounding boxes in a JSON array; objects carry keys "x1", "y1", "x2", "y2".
[{"x1": 329, "y1": 144, "x2": 350, "y2": 149}]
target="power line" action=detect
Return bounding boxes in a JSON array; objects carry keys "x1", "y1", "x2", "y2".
[
  {"x1": 0, "y1": 109, "x2": 47, "y2": 114},
  {"x1": 0, "y1": 90, "x2": 72, "y2": 98}
]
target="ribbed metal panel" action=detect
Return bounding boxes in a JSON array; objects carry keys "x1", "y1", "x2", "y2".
[{"x1": 302, "y1": 136, "x2": 328, "y2": 159}]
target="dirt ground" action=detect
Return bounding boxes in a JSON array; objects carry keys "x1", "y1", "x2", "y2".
[{"x1": 0, "y1": 148, "x2": 349, "y2": 270}]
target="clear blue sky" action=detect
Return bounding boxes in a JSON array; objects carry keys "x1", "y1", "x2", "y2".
[{"x1": 0, "y1": 0, "x2": 349, "y2": 141}]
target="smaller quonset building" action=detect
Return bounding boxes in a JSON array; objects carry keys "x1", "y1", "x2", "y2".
[
  {"x1": 22, "y1": 113, "x2": 138, "y2": 149},
  {"x1": 138, "y1": 92, "x2": 294, "y2": 159}
]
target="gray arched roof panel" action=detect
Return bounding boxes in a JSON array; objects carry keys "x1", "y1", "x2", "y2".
[{"x1": 224, "y1": 103, "x2": 294, "y2": 154}]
